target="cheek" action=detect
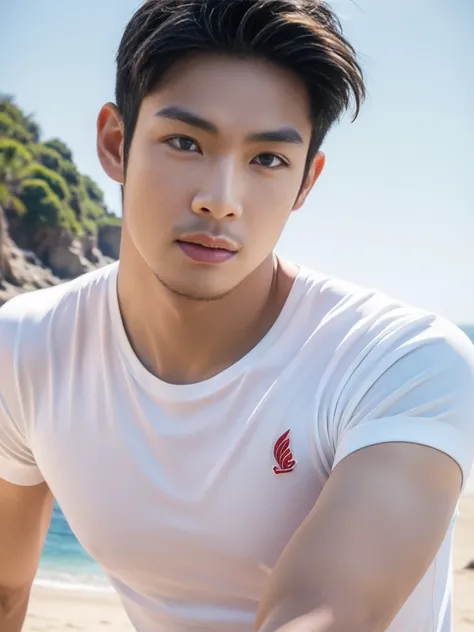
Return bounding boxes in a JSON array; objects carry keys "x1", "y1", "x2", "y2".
[
  {"x1": 128, "y1": 142, "x2": 176, "y2": 192},
  {"x1": 125, "y1": 145, "x2": 189, "y2": 223},
  {"x1": 242, "y1": 203, "x2": 292, "y2": 262},
  {"x1": 245, "y1": 176, "x2": 299, "y2": 235}
]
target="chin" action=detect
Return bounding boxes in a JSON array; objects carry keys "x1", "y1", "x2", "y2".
[{"x1": 156, "y1": 274, "x2": 236, "y2": 302}]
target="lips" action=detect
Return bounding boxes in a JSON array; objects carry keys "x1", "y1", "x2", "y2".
[
  {"x1": 176, "y1": 233, "x2": 239, "y2": 264},
  {"x1": 177, "y1": 234, "x2": 238, "y2": 252}
]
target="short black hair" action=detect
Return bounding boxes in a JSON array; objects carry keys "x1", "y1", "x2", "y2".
[{"x1": 116, "y1": 0, "x2": 365, "y2": 177}]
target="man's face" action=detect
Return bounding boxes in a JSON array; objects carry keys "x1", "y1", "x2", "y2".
[{"x1": 103, "y1": 54, "x2": 322, "y2": 299}]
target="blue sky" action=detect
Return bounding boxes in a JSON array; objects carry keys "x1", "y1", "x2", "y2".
[{"x1": 2, "y1": 0, "x2": 473, "y2": 324}]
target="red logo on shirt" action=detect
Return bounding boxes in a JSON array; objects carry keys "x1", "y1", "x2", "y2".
[{"x1": 273, "y1": 429, "x2": 297, "y2": 474}]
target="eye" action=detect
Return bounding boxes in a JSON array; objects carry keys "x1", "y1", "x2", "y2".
[
  {"x1": 253, "y1": 153, "x2": 288, "y2": 169},
  {"x1": 166, "y1": 136, "x2": 201, "y2": 153}
]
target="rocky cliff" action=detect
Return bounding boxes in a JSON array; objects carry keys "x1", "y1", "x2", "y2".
[
  {"x1": 0, "y1": 95, "x2": 122, "y2": 306},
  {"x1": 0, "y1": 205, "x2": 121, "y2": 306}
]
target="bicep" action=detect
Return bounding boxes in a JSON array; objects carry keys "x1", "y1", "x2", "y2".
[
  {"x1": 314, "y1": 443, "x2": 461, "y2": 603},
  {"x1": 257, "y1": 322, "x2": 474, "y2": 631},
  {"x1": 0, "y1": 478, "x2": 53, "y2": 592},
  {"x1": 264, "y1": 443, "x2": 462, "y2": 630}
]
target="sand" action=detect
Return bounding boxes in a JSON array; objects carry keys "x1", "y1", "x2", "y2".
[
  {"x1": 23, "y1": 587, "x2": 133, "y2": 631},
  {"x1": 23, "y1": 586, "x2": 133, "y2": 632},
  {"x1": 453, "y1": 479, "x2": 474, "y2": 630},
  {"x1": 24, "y1": 481, "x2": 474, "y2": 631}
]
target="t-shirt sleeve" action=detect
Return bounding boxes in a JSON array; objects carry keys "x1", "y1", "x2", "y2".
[
  {"x1": 0, "y1": 299, "x2": 45, "y2": 486},
  {"x1": 331, "y1": 318, "x2": 474, "y2": 489}
]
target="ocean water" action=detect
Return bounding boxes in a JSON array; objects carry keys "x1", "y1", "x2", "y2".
[
  {"x1": 36, "y1": 502, "x2": 113, "y2": 593},
  {"x1": 35, "y1": 326, "x2": 474, "y2": 593}
]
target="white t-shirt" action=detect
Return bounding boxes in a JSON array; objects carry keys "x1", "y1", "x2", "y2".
[{"x1": 0, "y1": 262, "x2": 473, "y2": 632}]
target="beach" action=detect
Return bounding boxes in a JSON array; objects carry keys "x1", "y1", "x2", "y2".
[
  {"x1": 453, "y1": 477, "x2": 474, "y2": 630},
  {"x1": 24, "y1": 586, "x2": 132, "y2": 631},
  {"x1": 24, "y1": 478, "x2": 474, "y2": 631}
]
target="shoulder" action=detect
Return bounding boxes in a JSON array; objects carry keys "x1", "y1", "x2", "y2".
[
  {"x1": 297, "y1": 266, "x2": 472, "y2": 362},
  {"x1": 0, "y1": 263, "x2": 117, "y2": 366},
  {"x1": 0, "y1": 262, "x2": 116, "y2": 325},
  {"x1": 296, "y1": 265, "x2": 474, "y2": 428},
  {"x1": 302, "y1": 275, "x2": 474, "y2": 482}
]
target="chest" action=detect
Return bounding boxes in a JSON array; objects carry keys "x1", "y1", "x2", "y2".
[{"x1": 29, "y1": 364, "x2": 330, "y2": 596}]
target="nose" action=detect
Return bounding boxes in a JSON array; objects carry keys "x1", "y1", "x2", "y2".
[{"x1": 191, "y1": 158, "x2": 243, "y2": 220}]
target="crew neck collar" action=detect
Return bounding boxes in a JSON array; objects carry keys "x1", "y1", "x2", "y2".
[{"x1": 107, "y1": 262, "x2": 312, "y2": 402}]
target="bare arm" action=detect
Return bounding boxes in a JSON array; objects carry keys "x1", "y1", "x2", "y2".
[
  {"x1": 255, "y1": 442, "x2": 463, "y2": 632},
  {"x1": 256, "y1": 323, "x2": 474, "y2": 632},
  {"x1": 0, "y1": 478, "x2": 53, "y2": 631}
]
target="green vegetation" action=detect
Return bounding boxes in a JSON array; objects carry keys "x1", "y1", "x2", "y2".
[{"x1": 0, "y1": 95, "x2": 120, "y2": 239}]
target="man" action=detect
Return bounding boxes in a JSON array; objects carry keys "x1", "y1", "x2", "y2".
[{"x1": 0, "y1": 1, "x2": 473, "y2": 631}]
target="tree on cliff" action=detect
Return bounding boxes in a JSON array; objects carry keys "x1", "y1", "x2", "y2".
[{"x1": 0, "y1": 95, "x2": 121, "y2": 258}]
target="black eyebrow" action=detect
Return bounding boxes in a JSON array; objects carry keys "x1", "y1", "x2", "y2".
[
  {"x1": 155, "y1": 106, "x2": 304, "y2": 145},
  {"x1": 156, "y1": 106, "x2": 218, "y2": 135},
  {"x1": 246, "y1": 128, "x2": 303, "y2": 145}
]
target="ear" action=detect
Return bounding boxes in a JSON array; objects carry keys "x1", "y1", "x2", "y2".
[
  {"x1": 293, "y1": 151, "x2": 326, "y2": 211},
  {"x1": 97, "y1": 102, "x2": 124, "y2": 185}
]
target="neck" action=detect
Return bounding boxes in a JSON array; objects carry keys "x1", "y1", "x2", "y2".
[{"x1": 116, "y1": 249, "x2": 297, "y2": 386}]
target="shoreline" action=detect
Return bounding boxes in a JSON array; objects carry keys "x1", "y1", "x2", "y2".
[{"x1": 33, "y1": 572, "x2": 114, "y2": 595}]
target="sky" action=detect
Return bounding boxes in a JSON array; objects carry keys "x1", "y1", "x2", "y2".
[{"x1": 1, "y1": 0, "x2": 473, "y2": 324}]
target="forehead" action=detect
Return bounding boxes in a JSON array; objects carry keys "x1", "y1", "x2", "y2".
[{"x1": 141, "y1": 53, "x2": 312, "y2": 138}]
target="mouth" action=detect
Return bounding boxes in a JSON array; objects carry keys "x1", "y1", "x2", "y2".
[{"x1": 175, "y1": 233, "x2": 239, "y2": 264}]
